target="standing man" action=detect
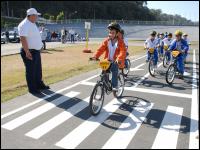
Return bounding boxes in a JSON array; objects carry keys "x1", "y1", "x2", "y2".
[
  {"x1": 18, "y1": 8, "x2": 49, "y2": 94},
  {"x1": 5, "y1": 30, "x2": 9, "y2": 43},
  {"x1": 69, "y1": 28, "x2": 75, "y2": 43},
  {"x1": 40, "y1": 27, "x2": 47, "y2": 50}
]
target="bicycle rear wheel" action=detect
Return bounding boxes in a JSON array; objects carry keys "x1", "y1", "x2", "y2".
[
  {"x1": 89, "y1": 82, "x2": 104, "y2": 116},
  {"x1": 113, "y1": 73, "x2": 125, "y2": 98},
  {"x1": 122, "y1": 59, "x2": 131, "y2": 76}
]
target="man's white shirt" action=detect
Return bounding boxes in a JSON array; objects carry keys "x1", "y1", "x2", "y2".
[{"x1": 18, "y1": 18, "x2": 43, "y2": 50}]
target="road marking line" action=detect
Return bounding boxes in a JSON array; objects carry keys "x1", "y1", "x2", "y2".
[
  {"x1": 55, "y1": 98, "x2": 127, "y2": 149},
  {"x1": 189, "y1": 49, "x2": 199, "y2": 149},
  {"x1": 80, "y1": 81, "x2": 96, "y2": 86},
  {"x1": 1, "y1": 91, "x2": 79, "y2": 130},
  {"x1": 1, "y1": 75, "x2": 98, "y2": 119},
  {"x1": 130, "y1": 63, "x2": 145, "y2": 71},
  {"x1": 124, "y1": 87, "x2": 192, "y2": 99},
  {"x1": 152, "y1": 106, "x2": 183, "y2": 149},
  {"x1": 25, "y1": 96, "x2": 90, "y2": 139},
  {"x1": 130, "y1": 55, "x2": 146, "y2": 62},
  {"x1": 102, "y1": 102, "x2": 154, "y2": 149}
]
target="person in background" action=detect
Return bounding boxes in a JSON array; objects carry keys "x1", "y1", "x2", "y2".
[
  {"x1": 40, "y1": 27, "x2": 47, "y2": 50},
  {"x1": 157, "y1": 33, "x2": 164, "y2": 60},
  {"x1": 5, "y1": 30, "x2": 9, "y2": 43},
  {"x1": 164, "y1": 32, "x2": 168, "y2": 38},
  {"x1": 182, "y1": 33, "x2": 190, "y2": 63},
  {"x1": 162, "y1": 33, "x2": 173, "y2": 64},
  {"x1": 69, "y1": 28, "x2": 75, "y2": 43},
  {"x1": 18, "y1": 8, "x2": 49, "y2": 94},
  {"x1": 118, "y1": 29, "x2": 129, "y2": 68},
  {"x1": 144, "y1": 31, "x2": 158, "y2": 67}
]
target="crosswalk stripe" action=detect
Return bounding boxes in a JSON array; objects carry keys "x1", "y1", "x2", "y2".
[
  {"x1": 102, "y1": 101, "x2": 154, "y2": 149},
  {"x1": 55, "y1": 98, "x2": 127, "y2": 149},
  {"x1": 151, "y1": 105, "x2": 183, "y2": 149},
  {"x1": 189, "y1": 49, "x2": 199, "y2": 149},
  {"x1": 1, "y1": 91, "x2": 79, "y2": 130},
  {"x1": 1, "y1": 75, "x2": 98, "y2": 119},
  {"x1": 25, "y1": 96, "x2": 90, "y2": 139}
]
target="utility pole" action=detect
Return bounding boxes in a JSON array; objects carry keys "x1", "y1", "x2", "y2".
[
  {"x1": 30, "y1": 1, "x2": 32, "y2": 8},
  {"x1": 94, "y1": 9, "x2": 95, "y2": 20},
  {"x1": 7, "y1": 1, "x2": 9, "y2": 17}
]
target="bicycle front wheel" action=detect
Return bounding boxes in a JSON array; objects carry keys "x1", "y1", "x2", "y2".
[
  {"x1": 89, "y1": 82, "x2": 104, "y2": 116},
  {"x1": 166, "y1": 64, "x2": 176, "y2": 85},
  {"x1": 163, "y1": 54, "x2": 168, "y2": 68},
  {"x1": 149, "y1": 58, "x2": 155, "y2": 77}
]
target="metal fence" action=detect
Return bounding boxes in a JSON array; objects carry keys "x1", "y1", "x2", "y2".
[
  {"x1": 39, "y1": 19, "x2": 199, "y2": 26},
  {"x1": 1, "y1": 16, "x2": 199, "y2": 31}
]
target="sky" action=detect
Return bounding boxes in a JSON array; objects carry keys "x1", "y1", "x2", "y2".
[{"x1": 147, "y1": 1, "x2": 199, "y2": 22}]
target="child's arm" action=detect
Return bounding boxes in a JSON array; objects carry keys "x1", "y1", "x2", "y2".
[{"x1": 93, "y1": 38, "x2": 108, "y2": 59}]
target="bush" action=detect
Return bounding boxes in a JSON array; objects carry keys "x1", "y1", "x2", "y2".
[{"x1": 56, "y1": 11, "x2": 64, "y2": 21}]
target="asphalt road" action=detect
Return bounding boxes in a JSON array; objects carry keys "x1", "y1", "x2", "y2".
[{"x1": 1, "y1": 46, "x2": 199, "y2": 149}]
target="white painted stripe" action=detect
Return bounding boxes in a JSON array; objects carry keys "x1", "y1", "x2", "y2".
[
  {"x1": 130, "y1": 55, "x2": 146, "y2": 62},
  {"x1": 189, "y1": 49, "x2": 199, "y2": 149},
  {"x1": 152, "y1": 106, "x2": 183, "y2": 149},
  {"x1": 25, "y1": 97, "x2": 90, "y2": 139},
  {"x1": 1, "y1": 91, "x2": 79, "y2": 130},
  {"x1": 1, "y1": 75, "x2": 98, "y2": 119},
  {"x1": 130, "y1": 63, "x2": 145, "y2": 71},
  {"x1": 102, "y1": 102, "x2": 154, "y2": 149},
  {"x1": 55, "y1": 98, "x2": 127, "y2": 149},
  {"x1": 125, "y1": 87, "x2": 192, "y2": 99},
  {"x1": 80, "y1": 81, "x2": 96, "y2": 86}
]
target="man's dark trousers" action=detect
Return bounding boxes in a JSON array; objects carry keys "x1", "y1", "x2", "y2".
[{"x1": 20, "y1": 48, "x2": 43, "y2": 92}]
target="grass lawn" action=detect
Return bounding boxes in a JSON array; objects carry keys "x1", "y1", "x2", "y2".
[{"x1": 1, "y1": 42, "x2": 145, "y2": 103}]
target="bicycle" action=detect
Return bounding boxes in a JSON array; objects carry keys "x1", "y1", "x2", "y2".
[
  {"x1": 88, "y1": 58, "x2": 125, "y2": 116},
  {"x1": 148, "y1": 48, "x2": 157, "y2": 77},
  {"x1": 122, "y1": 52, "x2": 131, "y2": 77},
  {"x1": 163, "y1": 45, "x2": 171, "y2": 68},
  {"x1": 166, "y1": 50, "x2": 184, "y2": 85}
]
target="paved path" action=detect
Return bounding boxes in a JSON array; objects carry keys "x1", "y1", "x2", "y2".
[{"x1": 1, "y1": 48, "x2": 199, "y2": 149}]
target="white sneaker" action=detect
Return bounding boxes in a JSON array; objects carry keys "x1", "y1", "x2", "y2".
[{"x1": 112, "y1": 87, "x2": 118, "y2": 92}]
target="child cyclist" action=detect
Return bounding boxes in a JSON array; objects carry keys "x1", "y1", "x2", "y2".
[
  {"x1": 168, "y1": 30, "x2": 189, "y2": 79},
  {"x1": 118, "y1": 29, "x2": 129, "y2": 68},
  {"x1": 157, "y1": 33, "x2": 165, "y2": 60},
  {"x1": 144, "y1": 31, "x2": 158, "y2": 68},
  {"x1": 162, "y1": 33, "x2": 173, "y2": 64},
  {"x1": 182, "y1": 33, "x2": 190, "y2": 63},
  {"x1": 90, "y1": 22, "x2": 126, "y2": 91}
]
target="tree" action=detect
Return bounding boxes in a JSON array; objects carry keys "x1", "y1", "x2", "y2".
[
  {"x1": 43, "y1": 13, "x2": 51, "y2": 20},
  {"x1": 49, "y1": 15, "x2": 55, "y2": 21},
  {"x1": 56, "y1": 11, "x2": 64, "y2": 21}
]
